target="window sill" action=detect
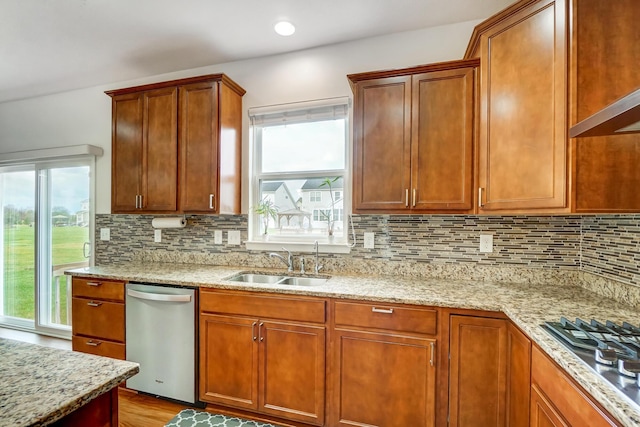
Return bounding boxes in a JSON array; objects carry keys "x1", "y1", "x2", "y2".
[{"x1": 245, "y1": 240, "x2": 352, "y2": 254}]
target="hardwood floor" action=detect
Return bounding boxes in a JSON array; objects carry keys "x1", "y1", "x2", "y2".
[
  {"x1": 118, "y1": 388, "x2": 193, "y2": 427},
  {"x1": 0, "y1": 327, "x2": 192, "y2": 426}
]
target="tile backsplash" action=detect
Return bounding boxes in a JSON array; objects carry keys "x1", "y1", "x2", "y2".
[{"x1": 94, "y1": 213, "x2": 640, "y2": 306}]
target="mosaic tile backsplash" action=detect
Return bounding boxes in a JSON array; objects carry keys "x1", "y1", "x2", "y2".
[{"x1": 94, "y1": 213, "x2": 640, "y2": 306}]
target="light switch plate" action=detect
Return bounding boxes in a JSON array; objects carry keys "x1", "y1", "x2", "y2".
[
  {"x1": 100, "y1": 228, "x2": 110, "y2": 241},
  {"x1": 228, "y1": 230, "x2": 241, "y2": 245},
  {"x1": 363, "y1": 232, "x2": 375, "y2": 249},
  {"x1": 214, "y1": 230, "x2": 223, "y2": 245},
  {"x1": 154, "y1": 229, "x2": 162, "y2": 243},
  {"x1": 480, "y1": 234, "x2": 493, "y2": 253}
]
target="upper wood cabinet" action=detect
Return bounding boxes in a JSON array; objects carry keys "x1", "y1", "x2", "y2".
[
  {"x1": 467, "y1": 0, "x2": 640, "y2": 213},
  {"x1": 474, "y1": 0, "x2": 568, "y2": 212},
  {"x1": 349, "y1": 59, "x2": 477, "y2": 214},
  {"x1": 106, "y1": 74, "x2": 245, "y2": 214}
]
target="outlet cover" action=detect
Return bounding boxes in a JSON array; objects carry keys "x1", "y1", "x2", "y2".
[
  {"x1": 154, "y1": 229, "x2": 162, "y2": 243},
  {"x1": 228, "y1": 230, "x2": 241, "y2": 245},
  {"x1": 214, "y1": 230, "x2": 223, "y2": 245},
  {"x1": 100, "y1": 228, "x2": 110, "y2": 241},
  {"x1": 363, "y1": 232, "x2": 375, "y2": 249},
  {"x1": 480, "y1": 234, "x2": 493, "y2": 253}
]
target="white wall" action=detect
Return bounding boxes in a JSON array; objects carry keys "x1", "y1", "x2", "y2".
[{"x1": 0, "y1": 20, "x2": 479, "y2": 214}]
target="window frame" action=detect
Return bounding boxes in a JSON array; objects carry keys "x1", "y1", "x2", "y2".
[{"x1": 247, "y1": 97, "x2": 352, "y2": 253}]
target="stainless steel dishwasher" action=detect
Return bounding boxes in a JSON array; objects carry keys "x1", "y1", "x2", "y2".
[{"x1": 125, "y1": 282, "x2": 196, "y2": 404}]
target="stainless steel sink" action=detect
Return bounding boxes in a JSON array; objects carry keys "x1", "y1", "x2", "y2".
[{"x1": 226, "y1": 273, "x2": 329, "y2": 286}]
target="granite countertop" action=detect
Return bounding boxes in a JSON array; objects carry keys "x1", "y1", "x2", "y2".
[
  {"x1": 67, "y1": 262, "x2": 640, "y2": 427},
  {"x1": 0, "y1": 338, "x2": 139, "y2": 427}
]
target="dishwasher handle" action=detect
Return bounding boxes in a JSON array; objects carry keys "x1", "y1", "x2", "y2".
[{"x1": 127, "y1": 288, "x2": 192, "y2": 303}]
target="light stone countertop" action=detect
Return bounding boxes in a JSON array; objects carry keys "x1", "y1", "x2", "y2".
[
  {"x1": 0, "y1": 338, "x2": 139, "y2": 427},
  {"x1": 67, "y1": 262, "x2": 640, "y2": 427}
]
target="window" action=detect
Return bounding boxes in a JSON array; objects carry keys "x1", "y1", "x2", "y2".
[
  {"x1": 249, "y1": 98, "x2": 350, "y2": 247},
  {"x1": 0, "y1": 149, "x2": 97, "y2": 338}
]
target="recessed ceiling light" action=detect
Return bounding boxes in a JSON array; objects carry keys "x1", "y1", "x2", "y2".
[{"x1": 274, "y1": 21, "x2": 295, "y2": 36}]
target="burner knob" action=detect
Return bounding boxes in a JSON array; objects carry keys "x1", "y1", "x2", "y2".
[
  {"x1": 618, "y1": 359, "x2": 640, "y2": 378},
  {"x1": 595, "y1": 348, "x2": 617, "y2": 366}
]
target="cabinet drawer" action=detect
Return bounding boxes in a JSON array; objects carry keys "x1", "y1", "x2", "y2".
[
  {"x1": 200, "y1": 290, "x2": 326, "y2": 323},
  {"x1": 72, "y1": 277, "x2": 125, "y2": 302},
  {"x1": 334, "y1": 301, "x2": 437, "y2": 335},
  {"x1": 72, "y1": 298, "x2": 125, "y2": 342},
  {"x1": 72, "y1": 336, "x2": 126, "y2": 360}
]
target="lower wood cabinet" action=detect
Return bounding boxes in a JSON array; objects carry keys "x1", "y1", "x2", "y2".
[
  {"x1": 329, "y1": 301, "x2": 438, "y2": 426},
  {"x1": 531, "y1": 345, "x2": 621, "y2": 427},
  {"x1": 199, "y1": 290, "x2": 326, "y2": 426},
  {"x1": 71, "y1": 276, "x2": 126, "y2": 360},
  {"x1": 448, "y1": 314, "x2": 508, "y2": 427}
]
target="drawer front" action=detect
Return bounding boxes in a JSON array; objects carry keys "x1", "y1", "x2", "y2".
[
  {"x1": 72, "y1": 298, "x2": 125, "y2": 342},
  {"x1": 334, "y1": 301, "x2": 437, "y2": 335},
  {"x1": 72, "y1": 277, "x2": 125, "y2": 302},
  {"x1": 72, "y1": 336, "x2": 126, "y2": 360},
  {"x1": 200, "y1": 290, "x2": 326, "y2": 323}
]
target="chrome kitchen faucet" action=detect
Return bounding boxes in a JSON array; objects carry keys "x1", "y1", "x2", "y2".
[{"x1": 269, "y1": 247, "x2": 294, "y2": 272}]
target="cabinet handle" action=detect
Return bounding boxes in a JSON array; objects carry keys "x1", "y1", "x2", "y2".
[
  {"x1": 134, "y1": 195, "x2": 138, "y2": 209},
  {"x1": 209, "y1": 194, "x2": 215, "y2": 210},
  {"x1": 259, "y1": 322, "x2": 264, "y2": 342},
  {"x1": 412, "y1": 188, "x2": 417, "y2": 207},
  {"x1": 139, "y1": 195, "x2": 143, "y2": 209},
  {"x1": 86, "y1": 282, "x2": 102, "y2": 287},
  {"x1": 405, "y1": 189, "x2": 409, "y2": 207},
  {"x1": 86, "y1": 340, "x2": 102, "y2": 347},
  {"x1": 252, "y1": 322, "x2": 257, "y2": 341},
  {"x1": 87, "y1": 301, "x2": 102, "y2": 307},
  {"x1": 478, "y1": 188, "x2": 484, "y2": 208},
  {"x1": 372, "y1": 307, "x2": 394, "y2": 314},
  {"x1": 430, "y1": 342, "x2": 436, "y2": 366}
]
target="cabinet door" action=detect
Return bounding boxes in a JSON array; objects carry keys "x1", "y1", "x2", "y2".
[
  {"x1": 179, "y1": 81, "x2": 220, "y2": 213},
  {"x1": 111, "y1": 93, "x2": 143, "y2": 213},
  {"x1": 353, "y1": 76, "x2": 412, "y2": 211},
  {"x1": 506, "y1": 322, "x2": 531, "y2": 427},
  {"x1": 259, "y1": 321, "x2": 326, "y2": 426},
  {"x1": 331, "y1": 328, "x2": 436, "y2": 426},
  {"x1": 199, "y1": 314, "x2": 259, "y2": 411},
  {"x1": 141, "y1": 87, "x2": 178, "y2": 212},
  {"x1": 412, "y1": 67, "x2": 474, "y2": 211},
  {"x1": 530, "y1": 384, "x2": 569, "y2": 427},
  {"x1": 449, "y1": 315, "x2": 507, "y2": 427},
  {"x1": 478, "y1": 0, "x2": 567, "y2": 211}
]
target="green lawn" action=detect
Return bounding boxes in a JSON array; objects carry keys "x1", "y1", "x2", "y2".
[{"x1": 3, "y1": 225, "x2": 88, "y2": 325}]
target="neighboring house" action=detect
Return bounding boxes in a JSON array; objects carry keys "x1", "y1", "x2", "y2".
[
  {"x1": 75, "y1": 199, "x2": 89, "y2": 227},
  {"x1": 260, "y1": 181, "x2": 298, "y2": 229},
  {"x1": 299, "y1": 178, "x2": 344, "y2": 231}
]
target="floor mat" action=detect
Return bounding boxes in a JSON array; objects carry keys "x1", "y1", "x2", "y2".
[{"x1": 165, "y1": 409, "x2": 280, "y2": 427}]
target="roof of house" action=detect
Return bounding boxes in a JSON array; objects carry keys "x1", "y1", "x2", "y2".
[
  {"x1": 261, "y1": 181, "x2": 284, "y2": 192},
  {"x1": 301, "y1": 177, "x2": 344, "y2": 190}
]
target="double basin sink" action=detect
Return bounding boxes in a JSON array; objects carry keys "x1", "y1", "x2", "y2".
[{"x1": 226, "y1": 273, "x2": 329, "y2": 286}]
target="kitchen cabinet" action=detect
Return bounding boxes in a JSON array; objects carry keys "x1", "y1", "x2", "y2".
[
  {"x1": 199, "y1": 290, "x2": 326, "y2": 426},
  {"x1": 106, "y1": 74, "x2": 244, "y2": 214},
  {"x1": 71, "y1": 276, "x2": 125, "y2": 360},
  {"x1": 467, "y1": 0, "x2": 640, "y2": 213},
  {"x1": 531, "y1": 345, "x2": 621, "y2": 427},
  {"x1": 349, "y1": 59, "x2": 476, "y2": 214},
  {"x1": 506, "y1": 321, "x2": 531, "y2": 426},
  {"x1": 448, "y1": 314, "x2": 507, "y2": 427},
  {"x1": 329, "y1": 301, "x2": 438, "y2": 426}
]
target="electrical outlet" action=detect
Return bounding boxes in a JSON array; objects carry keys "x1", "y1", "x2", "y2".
[
  {"x1": 480, "y1": 234, "x2": 493, "y2": 253},
  {"x1": 228, "y1": 230, "x2": 241, "y2": 245},
  {"x1": 214, "y1": 230, "x2": 223, "y2": 245},
  {"x1": 154, "y1": 229, "x2": 162, "y2": 243},
  {"x1": 100, "y1": 228, "x2": 110, "y2": 241},
  {"x1": 363, "y1": 232, "x2": 375, "y2": 249}
]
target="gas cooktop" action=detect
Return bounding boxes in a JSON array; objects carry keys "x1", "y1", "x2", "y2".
[{"x1": 544, "y1": 317, "x2": 640, "y2": 409}]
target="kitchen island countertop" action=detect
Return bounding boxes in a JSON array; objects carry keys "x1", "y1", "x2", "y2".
[
  {"x1": 0, "y1": 338, "x2": 138, "y2": 427},
  {"x1": 67, "y1": 262, "x2": 640, "y2": 427}
]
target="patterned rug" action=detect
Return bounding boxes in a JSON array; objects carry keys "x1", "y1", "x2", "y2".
[{"x1": 165, "y1": 409, "x2": 280, "y2": 427}]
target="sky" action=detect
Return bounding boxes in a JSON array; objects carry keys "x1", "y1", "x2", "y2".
[{"x1": 0, "y1": 166, "x2": 89, "y2": 212}]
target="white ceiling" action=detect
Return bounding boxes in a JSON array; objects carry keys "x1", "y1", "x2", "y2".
[{"x1": 0, "y1": 0, "x2": 513, "y2": 103}]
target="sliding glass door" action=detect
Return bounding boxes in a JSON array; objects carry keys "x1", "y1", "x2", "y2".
[{"x1": 0, "y1": 159, "x2": 93, "y2": 337}]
